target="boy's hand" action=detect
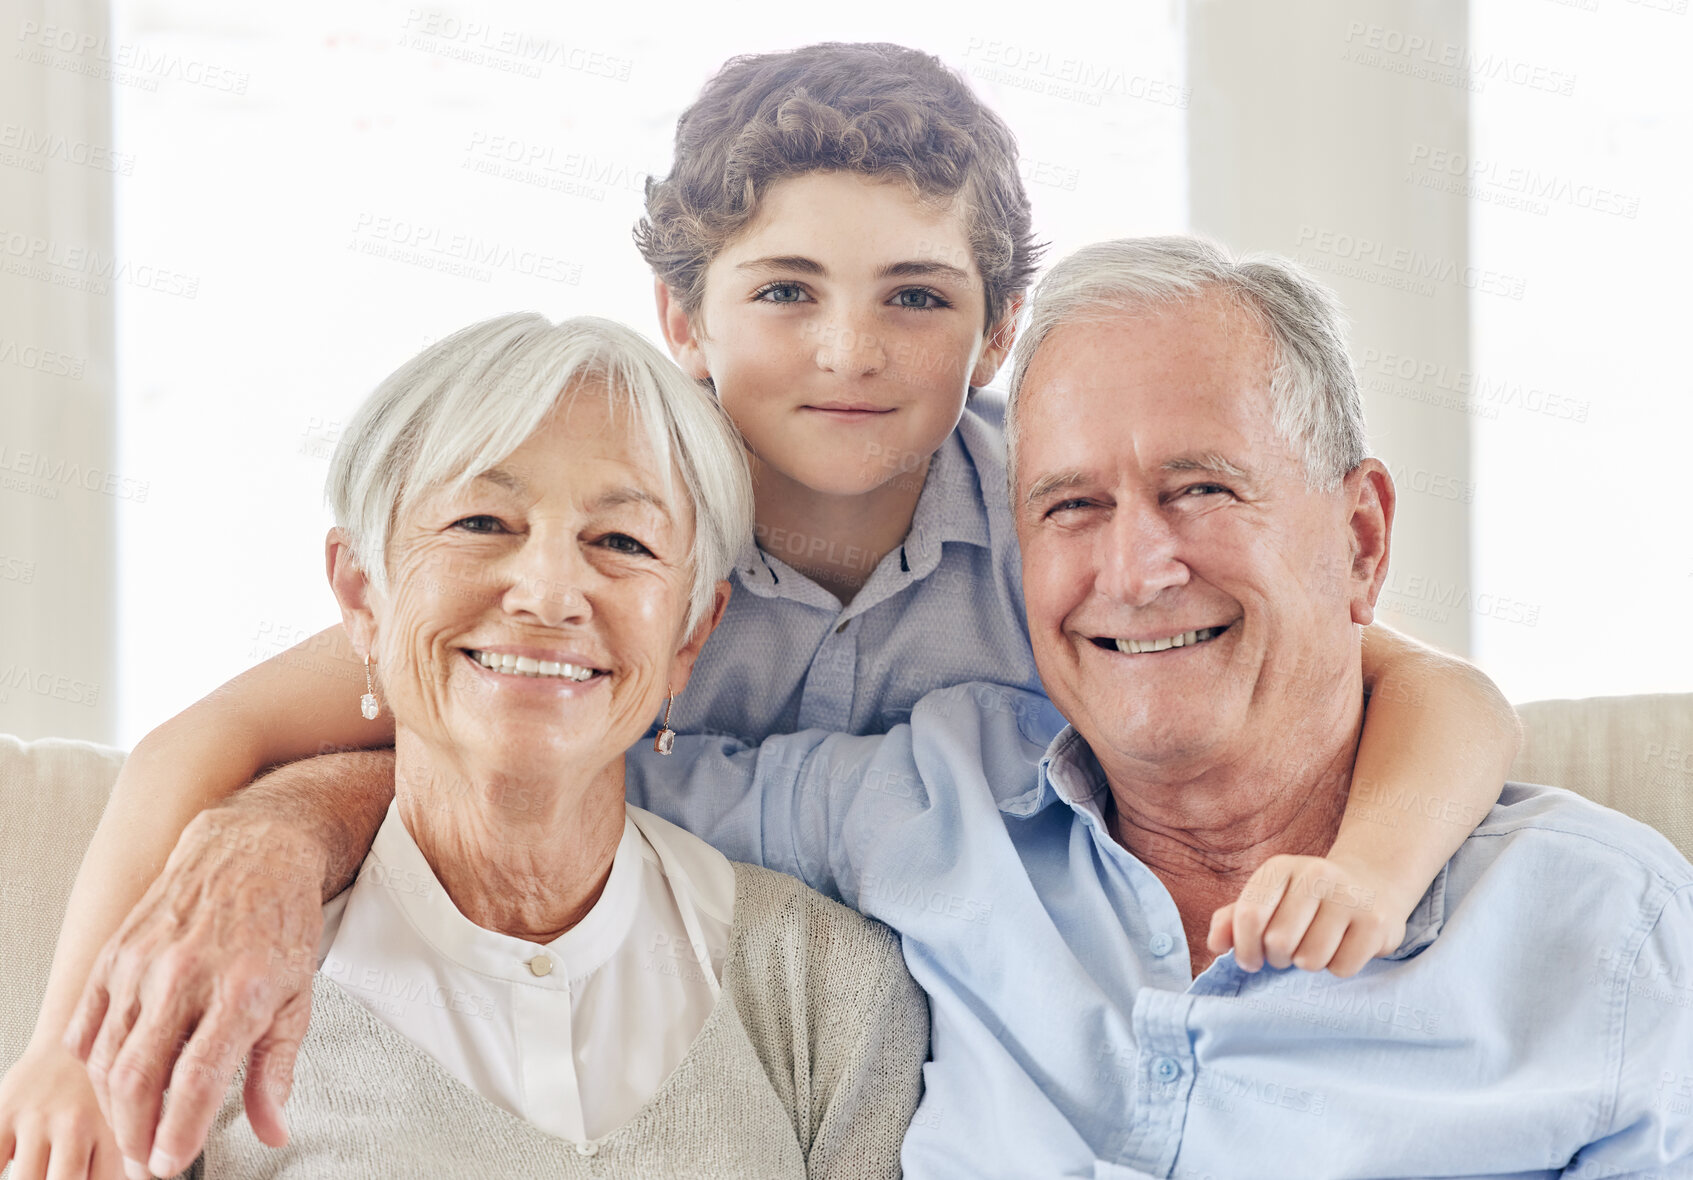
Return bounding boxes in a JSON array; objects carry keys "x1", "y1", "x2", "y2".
[
  {"x1": 1207, "y1": 853, "x2": 1410, "y2": 977},
  {"x1": 0, "y1": 1038, "x2": 122, "y2": 1180}
]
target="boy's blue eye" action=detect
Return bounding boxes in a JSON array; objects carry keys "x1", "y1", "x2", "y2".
[
  {"x1": 754, "y1": 283, "x2": 808, "y2": 304},
  {"x1": 894, "y1": 287, "x2": 948, "y2": 310}
]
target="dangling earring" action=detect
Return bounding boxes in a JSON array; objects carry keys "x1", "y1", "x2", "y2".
[
  {"x1": 653, "y1": 693, "x2": 675, "y2": 755},
  {"x1": 361, "y1": 653, "x2": 380, "y2": 721}
]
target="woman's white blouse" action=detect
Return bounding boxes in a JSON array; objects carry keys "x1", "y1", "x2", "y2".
[{"x1": 316, "y1": 800, "x2": 735, "y2": 1143}]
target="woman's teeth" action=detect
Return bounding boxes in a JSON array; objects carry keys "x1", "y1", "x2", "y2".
[
  {"x1": 471, "y1": 651, "x2": 597, "y2": 680},
  {"x1": 1115, "y1": 626, "x2": 1226, "y2": 655}
]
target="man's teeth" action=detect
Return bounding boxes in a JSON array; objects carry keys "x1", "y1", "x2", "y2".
[
  {"x1": 1114, "y1": 626, "x2": 1226, "y2": 655},
  {"x1": 472, "y1": 651, "x2": 597, "y2": 680}
]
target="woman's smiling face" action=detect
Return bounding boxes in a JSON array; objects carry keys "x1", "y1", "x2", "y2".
[{"x1": 350, "y1": 386, "x2": 716, "y2": 783}]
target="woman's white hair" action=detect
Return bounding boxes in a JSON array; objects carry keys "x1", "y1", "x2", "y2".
[
  {"x1": 1006, "y1": 235, "x2": 1369, "y2": 496},
  {"x1": 326, "y1": 314, "x2": 753, "y2": 635}
]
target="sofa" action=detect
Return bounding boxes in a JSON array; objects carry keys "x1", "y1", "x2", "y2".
[{"x1": 3, "y1": 693, "x2": 1691, "y2": 1140}]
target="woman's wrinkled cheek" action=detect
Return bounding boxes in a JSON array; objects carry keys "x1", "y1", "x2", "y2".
[{"x1": 376, "y1": 542, "x2": 477, "y2": 739}]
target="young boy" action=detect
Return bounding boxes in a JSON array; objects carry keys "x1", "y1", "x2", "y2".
[{"x1": 0, "y1": 41, "x2": 1518, "y2": 1180}]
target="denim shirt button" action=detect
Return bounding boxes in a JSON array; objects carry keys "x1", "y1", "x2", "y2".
[
  {"x1": 1149, "y1": 931, "x2": 1175, "y2": 957},
  {"x1": 1154, "y1": 1056, "x2": 1181, "y2": 1083}
]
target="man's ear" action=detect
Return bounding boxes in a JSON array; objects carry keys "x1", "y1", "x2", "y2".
[
  {"x1": 1343, "y1": 460, "x2": 1395, "y2": 626},
  {"x1": 668, "y1": 580, "x2": 732, "y2": 695},
  {"x1": 325, "y1": 527, "x2": 380, "y2": 657},
  {"x1": 969, "y1": 294, "x2": 1024, "y2": 388},
  {"x1": 654, "y1": 278, "x2": 712, "y2": 382}
]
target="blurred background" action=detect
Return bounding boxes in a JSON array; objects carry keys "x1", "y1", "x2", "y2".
[{"x1": 2, "y1": 0, "x2": 1688, "y2": 747}]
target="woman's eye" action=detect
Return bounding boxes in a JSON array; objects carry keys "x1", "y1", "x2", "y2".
[
  {"x1": 754, "y1": 283, "x2": 808, "y2": 304},
  {"x1": 600, "y1": 533, "x2": 653, "y2": 556},
  {"x1": 893, "y1": 287, "x2": 949, "y2": 310},
  {"x1": 452, "y1": 515, "x2": 505, "y2": 533}
]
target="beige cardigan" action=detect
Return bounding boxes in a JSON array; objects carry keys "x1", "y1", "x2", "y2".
[{"x1": 188, "y1": 863, "x2": 927, "y2": 1179}]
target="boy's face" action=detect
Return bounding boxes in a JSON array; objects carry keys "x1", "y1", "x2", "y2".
[{"x1": 661, "y1": 171, "x2": 1013, "y2": 499}]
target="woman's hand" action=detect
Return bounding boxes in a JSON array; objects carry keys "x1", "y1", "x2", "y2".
[
  {"x1": 61, "y1": 807, "x2": 327, "y2": 1180},
  {"x1": 0, "y1": 1038, "x2": 122, "y2": 1180},
  {"x1": 1207, "y1": 852, "x2": 1412, "y2": 977}
]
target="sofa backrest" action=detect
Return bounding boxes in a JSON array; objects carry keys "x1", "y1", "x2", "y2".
[
  {"x1": 1510, "y1": 693, "x2": 1692, "y2": 860},
  {"x1": 0, "y1": 735, "x2": 125, "y2": 1075}
]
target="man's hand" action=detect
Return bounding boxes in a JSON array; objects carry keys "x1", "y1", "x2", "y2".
[
  {"x1": 1207, "y1": 853, "x2": 1410, "y2": 977},
  {"x1": 61, "y1": 808, "x2": 325, "y2": 1179}
]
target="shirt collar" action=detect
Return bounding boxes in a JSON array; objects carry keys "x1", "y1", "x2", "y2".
[
  {"x1": 731, "y1": 422, "x2": 993, "y2": 603},
  {"x1": 367, "y1": 800, "x2": 648, "y2": 985},
  {"x1": 1013, "y1": 725, "x2": 1452, "y2": 959}
]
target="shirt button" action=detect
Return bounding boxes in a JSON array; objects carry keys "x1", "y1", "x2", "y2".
[
  {"x1": 1149, "y1": 932, "x2": 1175, "y2": 957},
  {"x1": 575, "y1": 1141, "x2": 598, "y2": 1157},
  {"x1": 527, "y1": 954, "x2": 553, "y2": 977},
  {"x1": 1153, "y1": 1056, "x2": 1181, "y2": 1083}
]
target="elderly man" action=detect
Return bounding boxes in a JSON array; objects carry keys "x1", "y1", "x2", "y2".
[
  {"x1": 635, "y1": 238, "x2": 1693, "y2": 1177},
  {"x1": 48, "y1": 239, "x2": 1693, "y2": 1178}
]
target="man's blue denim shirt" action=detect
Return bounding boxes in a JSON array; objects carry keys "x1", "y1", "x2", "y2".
[{"x1": 626, "y1": 684, "x2": 1693, "y2": 1179}]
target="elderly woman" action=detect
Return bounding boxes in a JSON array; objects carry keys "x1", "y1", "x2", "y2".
[{"x1": 182, "y1": 314, "x2": 925, "y2": 1177}]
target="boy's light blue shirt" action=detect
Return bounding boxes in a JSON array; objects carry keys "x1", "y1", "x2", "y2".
[
  {"x1": 626, "y1": 685, "x2": 1693, "y2": 1180},
  {"x1": 662, "y1": 398, "x2": 1040, "y2": 742}
]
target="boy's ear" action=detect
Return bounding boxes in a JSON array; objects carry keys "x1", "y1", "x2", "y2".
[
  {"x1": 654, "y1": 278, "x2": 713, "y2": 382},
  {"x1": 969, "y1": 294, "x2": 1024, "y2": 388},
  {"x1": 325, "y1": 527, "x2": 381, "y2": 657}
]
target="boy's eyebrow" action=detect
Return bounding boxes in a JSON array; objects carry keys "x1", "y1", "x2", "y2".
[
  {"x1": 736, "y1": 255, "x2": 826, "y2": 277},
  {"x1": 734, "y1": 256, "x2": 973, "y2": 284},
  {"x1": 879, "y1": 259, "x2": 971, "y2": 283}
]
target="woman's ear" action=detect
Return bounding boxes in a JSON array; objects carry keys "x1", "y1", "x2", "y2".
[
  {"x1": 668, "y1": 580, "x2": 732, "y2": 694},
  {"x1": 654, "y1": 278, "x2": 713, "y2": 382},
  {"x1": 969, "y1": 294, "x2": 1024, "y2": 388},
  {"x1": 325, "y1": 527, "x2": 380, "y2": 657}
]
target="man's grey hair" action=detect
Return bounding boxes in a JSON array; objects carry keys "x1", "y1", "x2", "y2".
[
  {"x1": 327, "y1": 314, "x2": 753, "y2": 635},
  {"x1": 1005, "y1": 236, "x2": 1369, "y2": 497}
]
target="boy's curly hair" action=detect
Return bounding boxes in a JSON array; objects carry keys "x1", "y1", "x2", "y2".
[{"x1": 635, "y1": 42, "x2": 1041, "y2": 332}]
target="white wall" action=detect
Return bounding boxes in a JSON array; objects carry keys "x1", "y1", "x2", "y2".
[
  {"x1": 1188, "y1": 0, "x2": 1474, "y2": 656},
  {"x1": 0, "y1": 0, "x2": 118, "y2": 742}
]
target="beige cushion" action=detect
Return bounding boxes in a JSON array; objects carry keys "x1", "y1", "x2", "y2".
[
  {"x1": 0, "y1": 734, "x2": 123, "y2": 1077},
  {"x1": 1511, "y1": 694, "x2": 1693, "y2": 862}
]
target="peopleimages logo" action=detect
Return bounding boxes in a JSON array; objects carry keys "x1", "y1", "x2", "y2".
[
  {"x1": 1340, "y1": 22, "x2": 1577, "y2": 96},
  {"x1": 0, "y1": 446, "x2": 149, "y2": 502},
  {"x1": 1296, "y1": 225, "x2": 1527, "y2": 300}
]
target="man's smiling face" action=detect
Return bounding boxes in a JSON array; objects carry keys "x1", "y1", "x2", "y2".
[{"x1": 1013, "y1": 291, "x2": 1374, "y2": 782}]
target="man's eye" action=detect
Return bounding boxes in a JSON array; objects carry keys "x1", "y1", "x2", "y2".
[
  {"x1": 1182, "y1": 484, "x2": 1229, "y2": 498},
  {"x1": 600, "y1": 533, "x2": 653, "y2": 556},
  {"x1": 1045, "y1": 498, "x2": 1093, "y2": 518},
  {"x1": 753, "y1": 283, "x2": 808, "y2": 304},
  {"x1": 452, "y1": 515, "x2": 505, "y2": 533},
  {"x1": 893, "y1": 287, "x2": 949, "y2": 310}
]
